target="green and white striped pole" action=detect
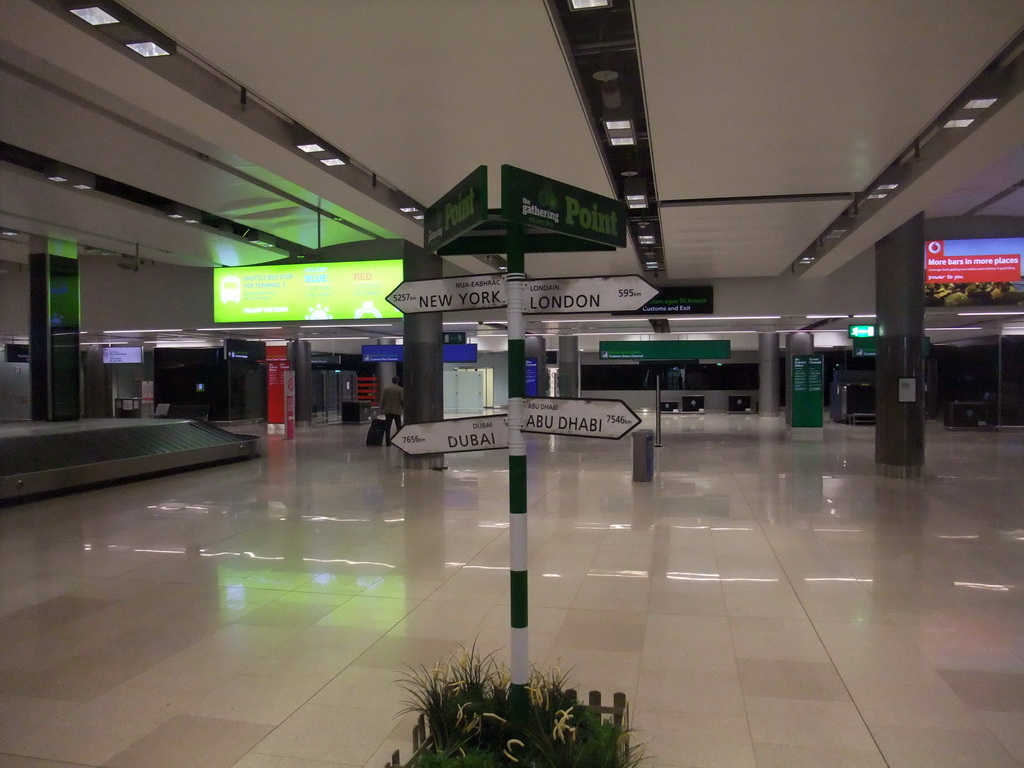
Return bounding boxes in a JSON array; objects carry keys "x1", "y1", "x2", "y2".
[{"x1": 505, "y1": 221, "x2": 529, "y2": 718}]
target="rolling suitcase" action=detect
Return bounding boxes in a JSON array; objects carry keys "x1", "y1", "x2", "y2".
[{"x1": 366, "y1": 415, "x2": 387, "y2": 446}]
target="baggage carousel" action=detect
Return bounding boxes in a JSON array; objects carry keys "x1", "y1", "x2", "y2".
[{"x1": 0, "y1": 419, "x2": 262, "y2": 503}]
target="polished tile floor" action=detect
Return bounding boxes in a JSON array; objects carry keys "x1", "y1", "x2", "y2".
[{"x1": 1, "y1": 414, "x2": 1023, "y2": 767}]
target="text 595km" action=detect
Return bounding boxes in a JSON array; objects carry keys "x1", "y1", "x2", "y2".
[{"x1": 618, "y1": 289, "x2": 641, "y2": 298}]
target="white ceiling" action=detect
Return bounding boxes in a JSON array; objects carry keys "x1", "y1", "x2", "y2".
[{"x1": 0, "y1": 0, "x2": 1022, "y2": 340}]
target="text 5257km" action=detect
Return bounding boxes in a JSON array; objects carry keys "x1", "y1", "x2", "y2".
[{"x1": 390, "y1": 293, "x2": 413, "y2": 303}]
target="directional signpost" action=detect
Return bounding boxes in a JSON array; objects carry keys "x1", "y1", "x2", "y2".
[
  {"x1": 386, "y1": 273, "x2": 505, "y2": 314},
  {"x1": 393, "y1": 399, "x2": 639, "y2": 453},
  {"x1": 388, "y1": 274, "x2": 655, "y2": 315},
  {"x1": 522, "y1": 397, "x2": 640, "y2": 439},
  {"x1": 393, "y1": 415, "x2": 507, "y2": 455},
  {"x1": 401, "y1": 164, "x2": 630, "y2": 718}
]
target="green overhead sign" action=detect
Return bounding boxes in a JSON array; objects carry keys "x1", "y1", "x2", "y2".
[
  {"x1": 848, "y1": 324, "x2": 876, "y2": 338},
  {"x1": 791, "y1": 354, "x2": 824, "y2": 428},
  {"x1": 598, "y1": 340, "x2": 731, "y2": 361},
  {"x1": 501, "y1": 165, "x2": 627, "y2": 248},
  {"x1": 424, "y1": 165, "x2": 488, "y2": 252}
]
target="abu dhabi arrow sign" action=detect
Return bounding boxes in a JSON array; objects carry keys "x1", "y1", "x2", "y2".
[
  {"x1": 387, "y1": 274, "x2": 655, "y2": 315},
  {"x1": 522, "y1": 397, "x2": 641, "y2": 440},
  {"x1": 392, "y1": 415, "x2": 508, "y2": 455},
  {"x1": 524, "y1": 275, "x2": 657, "y2": 314}
]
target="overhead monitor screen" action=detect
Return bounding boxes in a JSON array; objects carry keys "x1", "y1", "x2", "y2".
[
  {"x1": 925, "y1": 238, "x2": 1024, "y2": 308},
  {"x1": 214, "y1": 261, "x2": 404, "y2": 322},
  {"x1": 103, "y1": 346, "x2": 143, "y2": 364}
]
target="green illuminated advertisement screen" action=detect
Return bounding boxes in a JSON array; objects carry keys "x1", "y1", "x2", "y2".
[{"x1": 213, "y1": 261, "x2": 404, "y2": 322}]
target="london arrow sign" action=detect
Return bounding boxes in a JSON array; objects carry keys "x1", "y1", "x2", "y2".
[{"x1": 386, "y1": 274, "x2": 655, "y2": 315}]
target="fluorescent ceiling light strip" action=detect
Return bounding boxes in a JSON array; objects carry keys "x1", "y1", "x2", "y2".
[
  {"x1": 70, "y1": 7, "x2": 120, "y2": 24},
  {"x1": 674, "y1": 315, "x2": 781, "y2": 321},
  {"x1": 126, "y1": 42, "x2": 170, "y2": 57},
  {"x1": 853, "y1": 314, "x2": 876, "y2": 318},
  {"x1": 301, "y1": 336, "x2": 370, "y2": 341},
  {"x1": 964, "y1": 98, "x2": 997, "y2": 109},
  {"x1": 958, "y1": 311, "x2": 1024, "y2": 316},
  {"x1": 196, "y1": 326, "x2": 282, "y2": 331},
  {"x1": 806, "y1": 315, "x2": 849, "y2": 319},
  {"x1": 925, "y1": 327, "x2": 982, "y2": 331},
  {"x1": 299, "y1": 324, "x2": 392, "y2": 328},
  {"x1": 104, "y1": 329, "x2": 182, "y2": 334}
]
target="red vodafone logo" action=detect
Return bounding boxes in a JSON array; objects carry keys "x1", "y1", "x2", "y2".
[{"x1": 927, "y1": 241, "x2": 944, "y2": 256}]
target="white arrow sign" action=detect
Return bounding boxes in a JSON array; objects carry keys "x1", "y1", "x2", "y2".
[
  {"x1": 392, "y1": 415, "x2": 508, "y2": 455},
  {"x1": 386, "y1": 273, "x2": 505, "y2": 314},
  {"x1": 523, "y1": 275, "x2": 658, "y2": 314},
  {"x1": 387, "y1": 274, "x2": 656, "y2": 315},
  {"x1": 522, "y1": 397, "x2": 641, "y2": 439}
]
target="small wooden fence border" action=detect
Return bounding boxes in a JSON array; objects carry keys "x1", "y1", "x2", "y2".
[{"x1": 383, "y1": 689, "x2": 628, "y2": 767}]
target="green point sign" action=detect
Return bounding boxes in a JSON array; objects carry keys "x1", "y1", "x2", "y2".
[{"x1": 424, "y1": 166, "x2": 488, "y2": 253}]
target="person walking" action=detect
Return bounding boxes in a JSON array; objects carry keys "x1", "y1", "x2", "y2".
[{"x1": 379, "y1": 376, "x2": 404, "y2": 446}]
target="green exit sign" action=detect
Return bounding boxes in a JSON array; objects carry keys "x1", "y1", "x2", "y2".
[
  {"x1": 442, "y1": 332, "x2": 467, "y2": 344},
  {"x1": 848, "y1": 324, "x2": 876, "y2": 338}
]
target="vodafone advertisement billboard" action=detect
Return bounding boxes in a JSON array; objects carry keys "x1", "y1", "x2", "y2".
[{"x1": 925, "y1": 237, "x2": 1024, "y2": 308}]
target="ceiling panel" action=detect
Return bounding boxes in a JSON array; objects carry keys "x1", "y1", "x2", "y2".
[
  {"x1": 983, "y1": 186, "x2": 1024, "y2": 217},
  {"x1": 121, "y1": 1, "x2": 614, "y2": 208},
  {"x1": 660, "y1": 199, "x2": 849, "y2": 279},
  {"x1": 636, "y1": 0, "x2": 1024, "y2": 200},
  {"x1": 0, "y1": 166, "x2": 287, "y2": 267},
  {"x1": 926, "y1": 145, "x2": 1024, "y2": 217},
  {"x1": 0, "y1": 65, "x2": 377, "y2": 250}
]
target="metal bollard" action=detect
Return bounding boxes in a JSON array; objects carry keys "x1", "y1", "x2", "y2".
[{"x1": 632, "y1": 429, "x2": 654, "y2": 482}]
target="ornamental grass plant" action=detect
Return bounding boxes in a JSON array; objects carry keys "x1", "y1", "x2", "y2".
[{"x1": 397, "y1": 645, "x2": 644, "y2": 768}]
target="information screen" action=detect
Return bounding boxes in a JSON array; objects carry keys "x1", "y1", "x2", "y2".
[
  {"x1": 103, "y1": 346, "x2": 143, "y2": 364},
  {"x1": 213, "y1": 260, "x2": 404, "y2": 322},
  {"x1": 925, "y1": 238, "x2": 1024, "y2": 308}
]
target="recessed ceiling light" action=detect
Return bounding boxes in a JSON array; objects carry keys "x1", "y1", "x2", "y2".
[
  {"x1": 625, "y1": 194, "x2": 646, "y2": 202},
  {"x1": 413, "y1": 214, "x2": 425, "y2": 220},
  {"x1": 320, "y1": 157, "x2": 346, "y2": 166},
  {"x1": 184, "y1": 218, "x2": 200, "y2": 224},
  {"x1": 126, "y1": 41, "x2": 170, "y2": 57},
  {"x1": 876, "y1": 183, "x2": 899, "y2": 190},
  {"x1": 2, "y1": 230, "x2": 18, "y2": 236},
  {"x1": 638, "y1": 235, "x2": 655, "y2": 244},
  {"x1": 644, "y1": 262, "x2": 658, "y2": 268},
  {"x1": 571, "y1": 0, "x2": 611, "y2": 10},
  {"x1": 866, "y1": 192, "x2": 887, "y2": 200},
  {"x1": 610, "y1": 137, "x2": 635, "y2": 146},
  {"x1": 400, "y1": 207, "x2": 419, "y2": 213},
  {"x1": 72, "y1": 183, "x2": 92, "y2": 190},
  {"x1": 620, "y1": 170, "x2": 638, "y2": 177},
  {"x1": 944, "y1": 118, "x2": 974, "y2": 129},
  {"x1": 167, "y1": 213, "x2": 184, "y2": 219},
  {"x1": 297, "y1": 143, "x2": 325, "y2": 153},
  {"x1": 604, "y1": 119, "x2": 631, "y2": 131},
  {"x1": 70, "y1": 7, "x2": 119, "y2": 25},
  {"x1": 964, "y1": 98, "x2": 997, "y2": 109},
  {"x1": 593, "y1": 69, "x2": 618, "y2": 82},
  {"x1": 627, "y1": 200, "x2": 648, "y2": 209},
  {"x1": 47, "y1": 175, "x2": 68, "y2": 183}
]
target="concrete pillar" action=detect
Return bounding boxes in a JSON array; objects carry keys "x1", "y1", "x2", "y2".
[
  {"x1": 83, "y1": 345, "x2": 109, "y2": 418},
  {"x1": 288, "y1": 339, "x2": 313, "y2": 424},
  {"x1": 784, "y1": 331, "x2": 813, "y2": 425},
  {"x1": 524, "y1": 335, "x2": 547, "y2": 397},
  {"x1": 29, "y1": 236, "x2": 80, "y2": 421},
  {"x1": 875, "y1": 213, "x2": 926, "y2": 478},
  {"x1": 557, "y1": 335, "x2": 579, "y2": 398},
  {"x1": 403, "y1": 248, "x2": 444, "y2": 469},
  {"x1": 758, "y1": 332, "x2": 781, "y2": 417}
]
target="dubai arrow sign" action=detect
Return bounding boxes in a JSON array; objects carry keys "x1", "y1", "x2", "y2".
[
  {"x1": 392, "y1": 415, "x2": 508, "y2": 455},
  {"x1": 387, "y1": 274, "x2": 655, "y2": 315},
  {"x1": 522, "y1": 397, "x2": 641, "y2": 439}
]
